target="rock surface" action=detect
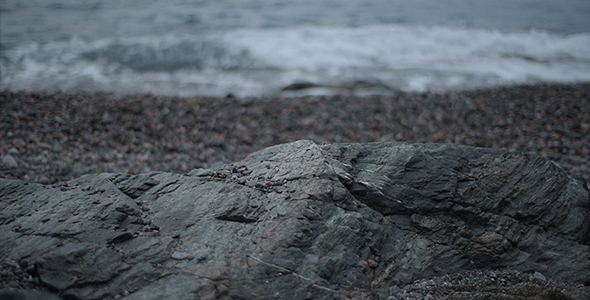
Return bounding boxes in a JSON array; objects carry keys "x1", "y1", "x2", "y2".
[{"x1": 1, "y1": 140, "x2": 589, "y2": 299}]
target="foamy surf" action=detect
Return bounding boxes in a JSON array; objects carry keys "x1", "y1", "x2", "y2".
[{"x1": 2, "y1": 24, "x2": 589, "y2": 97}]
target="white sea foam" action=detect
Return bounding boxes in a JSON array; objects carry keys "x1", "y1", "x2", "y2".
[
  {"x1": 1, "y1": 24, "x2": 589, "y2": 96},
  {"x1": 220, "y1": 25, "x2": 590, "y2": 90}
]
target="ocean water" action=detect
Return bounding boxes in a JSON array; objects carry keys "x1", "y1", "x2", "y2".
[{"x1": 1, "y1": 0, "x2": 590, "y2": 97}]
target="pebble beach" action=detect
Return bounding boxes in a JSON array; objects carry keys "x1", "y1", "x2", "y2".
[
  {"x1": 2, "y1": 83, "x2": 590, "y2": 298},
  {"x1": 1, "y1": 83, "x2": 590, "y2": 186}
]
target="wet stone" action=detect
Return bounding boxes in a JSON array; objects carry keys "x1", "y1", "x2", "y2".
[
  {"x1": 1, "y1": 140, "x2": 589, "y2": 300},
  {"x1": 2, "y1": 155, "x2": 17, "y2": 168},
  {"x1": 171, "y1": 251, "x2": 194, "y2": 260}
]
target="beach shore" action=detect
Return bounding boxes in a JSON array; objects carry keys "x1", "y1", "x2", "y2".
[
  {"x1": 1, "y1": 83, "x2": 589, "y2": 185},
  {"x1": 1, "y1": 83, "x2": 590, "y2": 298}
]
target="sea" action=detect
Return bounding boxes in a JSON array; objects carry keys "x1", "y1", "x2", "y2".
[{"x1": 1, "y1": 0, "x2": 590, "y2": 97}]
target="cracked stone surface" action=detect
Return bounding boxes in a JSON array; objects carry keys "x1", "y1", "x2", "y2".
[{"x1": 1, "y1": 140, "x2": 589, "y2": 299}]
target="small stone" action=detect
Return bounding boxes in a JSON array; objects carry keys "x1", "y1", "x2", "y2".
[
  {"x1": 216, "y1": 283, "x2": 229, "y2": 294},
  {"x1": 245, "y1": 180, "x2": 257, "y2": 187},
  {"x1": 4, "y1": 259, "x2": 19, "y2": 269},
  {"x1": 533, "y1": 271, "x2": 546, "y2": 281},
  {"x1": 2, "y1": 155, "x2": 18, "y2": 168},
  {"x1": 390, "y1": 285, "x2": 402, "y2": 296}
]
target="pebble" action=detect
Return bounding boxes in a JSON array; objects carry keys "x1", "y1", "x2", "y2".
[
  {"x1": 2, "y1": 155, "x2": 18, "y2": 168},
  {"x1": 4, "y1": 258, "x2": 20, "y2": 268},
  {"x1": 389, "y1": 285, "x2": 402, "y2": 296},
  {"x1": 391, "y1": 269, "x2": 589, "y2": 299},
  {"x1": 1, "y1": 84, "x2": 589, "y2": 186},
  {"x1": 533, "y1": 271, "x2": 546, "y2": 281}
]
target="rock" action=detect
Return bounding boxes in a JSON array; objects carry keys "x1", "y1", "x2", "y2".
[
  {"x1": 2, "y1": 155, "x2": 18, "y2": 168},
  {"x1": 1, "y1": 140, "x2": 589, "y2": 300},
  {"x1": 534, "y1": 271, "x2": 547, "y2": 281},
  {"x1": 280, "y1": 79, "x2": 398, "y2": 97},
  {"x1": 281, "y1": 81, "x2": 321, "y2": 91},
  {"x1": 0, "y1": 290, "x2": 63, "y2": 300},
  {"x1": 8, "y1": 148, "x2": 19, "y2": 156}
]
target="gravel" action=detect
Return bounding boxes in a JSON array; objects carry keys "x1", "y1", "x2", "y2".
[
  {"x1": 389, "y1": 269, "x2": 590, "y2": 300},
  {"x1": 2, "y1": 83, "x2": 589, "y2": 186},
  {"x1": 1, "y1": 83, "x2": 590, "y2": 298}
]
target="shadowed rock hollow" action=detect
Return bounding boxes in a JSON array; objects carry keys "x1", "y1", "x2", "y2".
[{"x1": 1, "y1": 140, "x2": 589, "y2": 299}]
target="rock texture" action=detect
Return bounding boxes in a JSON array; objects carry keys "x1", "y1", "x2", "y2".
[{"x1": 1, "y1": 140, "x2": 589, "y2": 300}]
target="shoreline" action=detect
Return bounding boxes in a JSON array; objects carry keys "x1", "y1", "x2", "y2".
[{"x1": 1, "y1": 82, "x2": 589, "y2": 185}]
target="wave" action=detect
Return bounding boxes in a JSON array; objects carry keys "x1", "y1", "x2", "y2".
[{"x1": 2, "y1": 24, "x2": 590, "y2": 96}]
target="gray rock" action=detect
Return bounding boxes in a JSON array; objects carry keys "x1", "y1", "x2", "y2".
[
  {"x1": 2, "y1": 155, "x2": 18, "y2": 168},
  {"x1": 534, "y1": 271, "x2": 547, "y2": 281},
  {"x1": 171, "y1": 251, "x2": 194, "y2": 260},
  {"x1": 8, "y1": 148, "x2": 19, "y2": 156},
  {"x1": 1, "y1": 140, "x2": 589, "y2": 300},
  {"x1": 0, "y1": 289, "x2": 63, "y2": 300}
]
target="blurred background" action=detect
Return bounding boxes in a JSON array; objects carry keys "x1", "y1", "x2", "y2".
[{"x1": 1, "y1": 0, "x2": 590, "y2": 97}]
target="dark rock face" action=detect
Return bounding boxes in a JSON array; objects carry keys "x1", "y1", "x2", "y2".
[{"x1": 1, "y1": 140, "x2": 589, "y2": 299}]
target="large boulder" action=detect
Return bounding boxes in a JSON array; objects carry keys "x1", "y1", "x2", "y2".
[{"x1": 1, "y1": 140, "x2": 589, "y2": 299}]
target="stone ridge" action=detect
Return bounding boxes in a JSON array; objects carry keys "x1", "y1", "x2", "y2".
[{"x1": 1, "y1": 140, "x2": 589, "y2": 300}]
